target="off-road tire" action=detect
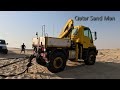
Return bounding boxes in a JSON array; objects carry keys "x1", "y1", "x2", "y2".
[
  {"x1": 47, "y1": 52, "x2": 67, "y2": 73},
  {"x1": 3, "y1": 49, "x2": 8, "y2": 54},
  {"x1": 84, "y1": 51, "x2": 96, "y2": 65}
]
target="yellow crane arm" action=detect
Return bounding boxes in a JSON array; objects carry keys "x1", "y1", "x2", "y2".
[{"x1": 58, "y1": 19, "x2": 74, "y2": 38}]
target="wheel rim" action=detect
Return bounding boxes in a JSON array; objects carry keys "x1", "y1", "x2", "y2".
[
  {"x1": 53, "y1": 57, "x2": 63, "y2": 69},
  {"x1": 89, "y1": 55, "x2": 95, "y2": 63}
]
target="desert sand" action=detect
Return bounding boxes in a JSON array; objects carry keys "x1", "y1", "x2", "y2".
[{"x1": 0, "y1": 48, "x2": 120, "y2": 79}]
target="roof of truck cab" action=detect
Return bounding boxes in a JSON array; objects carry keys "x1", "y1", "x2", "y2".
[{"x1": 74, "y1": 25, "x2": 89, "y2": 29}]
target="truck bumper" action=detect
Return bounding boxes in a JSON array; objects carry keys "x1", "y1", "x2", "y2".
[{"x1": 0, "y1": 49, "x2": 8, "y2": 54}]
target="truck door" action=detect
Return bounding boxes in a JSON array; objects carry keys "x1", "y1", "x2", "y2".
[
  {"x1": 83, "y1": 27, "x2": 93, "y2": 48},
  {"x1": 58, "y1": 19, "x2": 74, "y2": 38}
]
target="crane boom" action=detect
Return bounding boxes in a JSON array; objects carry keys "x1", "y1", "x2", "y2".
[{"x1": 58, "y1": 19, "x2": 74, "y2": 38}]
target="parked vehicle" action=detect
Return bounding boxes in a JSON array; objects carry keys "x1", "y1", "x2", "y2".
[{"x1": 0, "y1": 39, "x2": 8, "y2": 54}]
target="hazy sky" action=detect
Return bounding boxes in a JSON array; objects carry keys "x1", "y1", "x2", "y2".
[{"x1": 0, "y1": 11, "x2": 120, "y2": 49}]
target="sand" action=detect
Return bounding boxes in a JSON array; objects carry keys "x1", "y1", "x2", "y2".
[{"x1": 0, "y1": 48, "x2": 120, "y2": 79}]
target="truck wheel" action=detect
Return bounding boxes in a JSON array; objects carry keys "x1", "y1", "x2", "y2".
[
  {"x1": 0, "y1": 47, "x2": 2, "y2": 53},
  {"x1": 3, "y1": 49, "x2": 8, "y2": 54},
  {"x1": 47, "y1": 52, "x2": 67, "y2": 73},
  {"x1": 36, "y1": 56, "x2": 46, "y2": 66},
  {"x1": 84, "y1": 51, "x2": 96, "y2": 65}
]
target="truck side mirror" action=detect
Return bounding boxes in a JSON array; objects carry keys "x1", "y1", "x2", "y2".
[
  {"x1": 6, "y1": 43, "x2": 8, "y2": 45},
  {"x1": 94, "y1": 32, "x2": 97, "y2": 40}
]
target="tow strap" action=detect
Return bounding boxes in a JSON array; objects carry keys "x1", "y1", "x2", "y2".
[{"x1": 0, "y1": 55, "x2": 35, "y2": 78}]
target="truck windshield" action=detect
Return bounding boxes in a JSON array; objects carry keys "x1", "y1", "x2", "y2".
[
  {"x1": 0, "y1": 40, "x2": 6, "y2": 44},
  {"x1": 71, "y1": 28, "x2": 78, "y2": 35}
]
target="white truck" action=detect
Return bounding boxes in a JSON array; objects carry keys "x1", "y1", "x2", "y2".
[{"x1": 0, "y1": 39, "x2": 8, "y2": 54}]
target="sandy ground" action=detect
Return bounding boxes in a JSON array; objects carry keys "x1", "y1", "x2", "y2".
[{"x1": 0, "y1": 48, "x2": 120, "y2": 79}]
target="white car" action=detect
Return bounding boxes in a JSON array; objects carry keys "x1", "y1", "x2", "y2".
[{"x1": 0, "y1": 39, "x2": 8, "y2": 54}]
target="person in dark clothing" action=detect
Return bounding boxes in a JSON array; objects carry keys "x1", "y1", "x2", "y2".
[{"x1": 20, "y1": 43, "x2": 26, "y2": 54}]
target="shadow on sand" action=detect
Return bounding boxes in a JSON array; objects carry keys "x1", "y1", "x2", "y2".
[{"x1": 35, "y1": 60, "x2": 120, "y2": 79}]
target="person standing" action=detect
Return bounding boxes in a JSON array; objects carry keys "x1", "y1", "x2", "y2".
[{"x1": 20, "y1": 43, "x2": 26, "y2": 54}]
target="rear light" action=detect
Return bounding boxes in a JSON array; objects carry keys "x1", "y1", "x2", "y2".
[
  {"x1": 41, "y1": 53, "x2": 47, "y2": 58},
  {"x1": 43, "y1": 53, "x2": 46, "y2": 57},
  {"x1": 44, "y1": 48, "x2": 46, "y2": 52},
  {"x1": 41, "y1": 47, "x2": 46, "y2": 52},
  {"x1": 41, "y1": 47, "x2": 44, "y2": 51},
  {"x1": 42, "y1": 48, "x2": 43, "y2": 51}
]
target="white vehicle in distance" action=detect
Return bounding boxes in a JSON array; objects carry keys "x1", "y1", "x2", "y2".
[{"x1": 0, "y1": 39, "x2": 8, "y2": 54}]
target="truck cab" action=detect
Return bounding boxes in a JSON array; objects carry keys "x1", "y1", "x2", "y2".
[
  {"x1": 58, "y1": 19, "x2": 98, "y2": 61},
  {"x1": 70, "y1": 25, "x2": 98, "y2": 61},
  {"x1": 71, "y1": 26, "x2": 96, "y2": 48}
]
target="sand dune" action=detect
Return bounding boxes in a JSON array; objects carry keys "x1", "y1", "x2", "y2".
[{"x1": 0, "y1": 48, "x2": 120, "y2": 79}]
